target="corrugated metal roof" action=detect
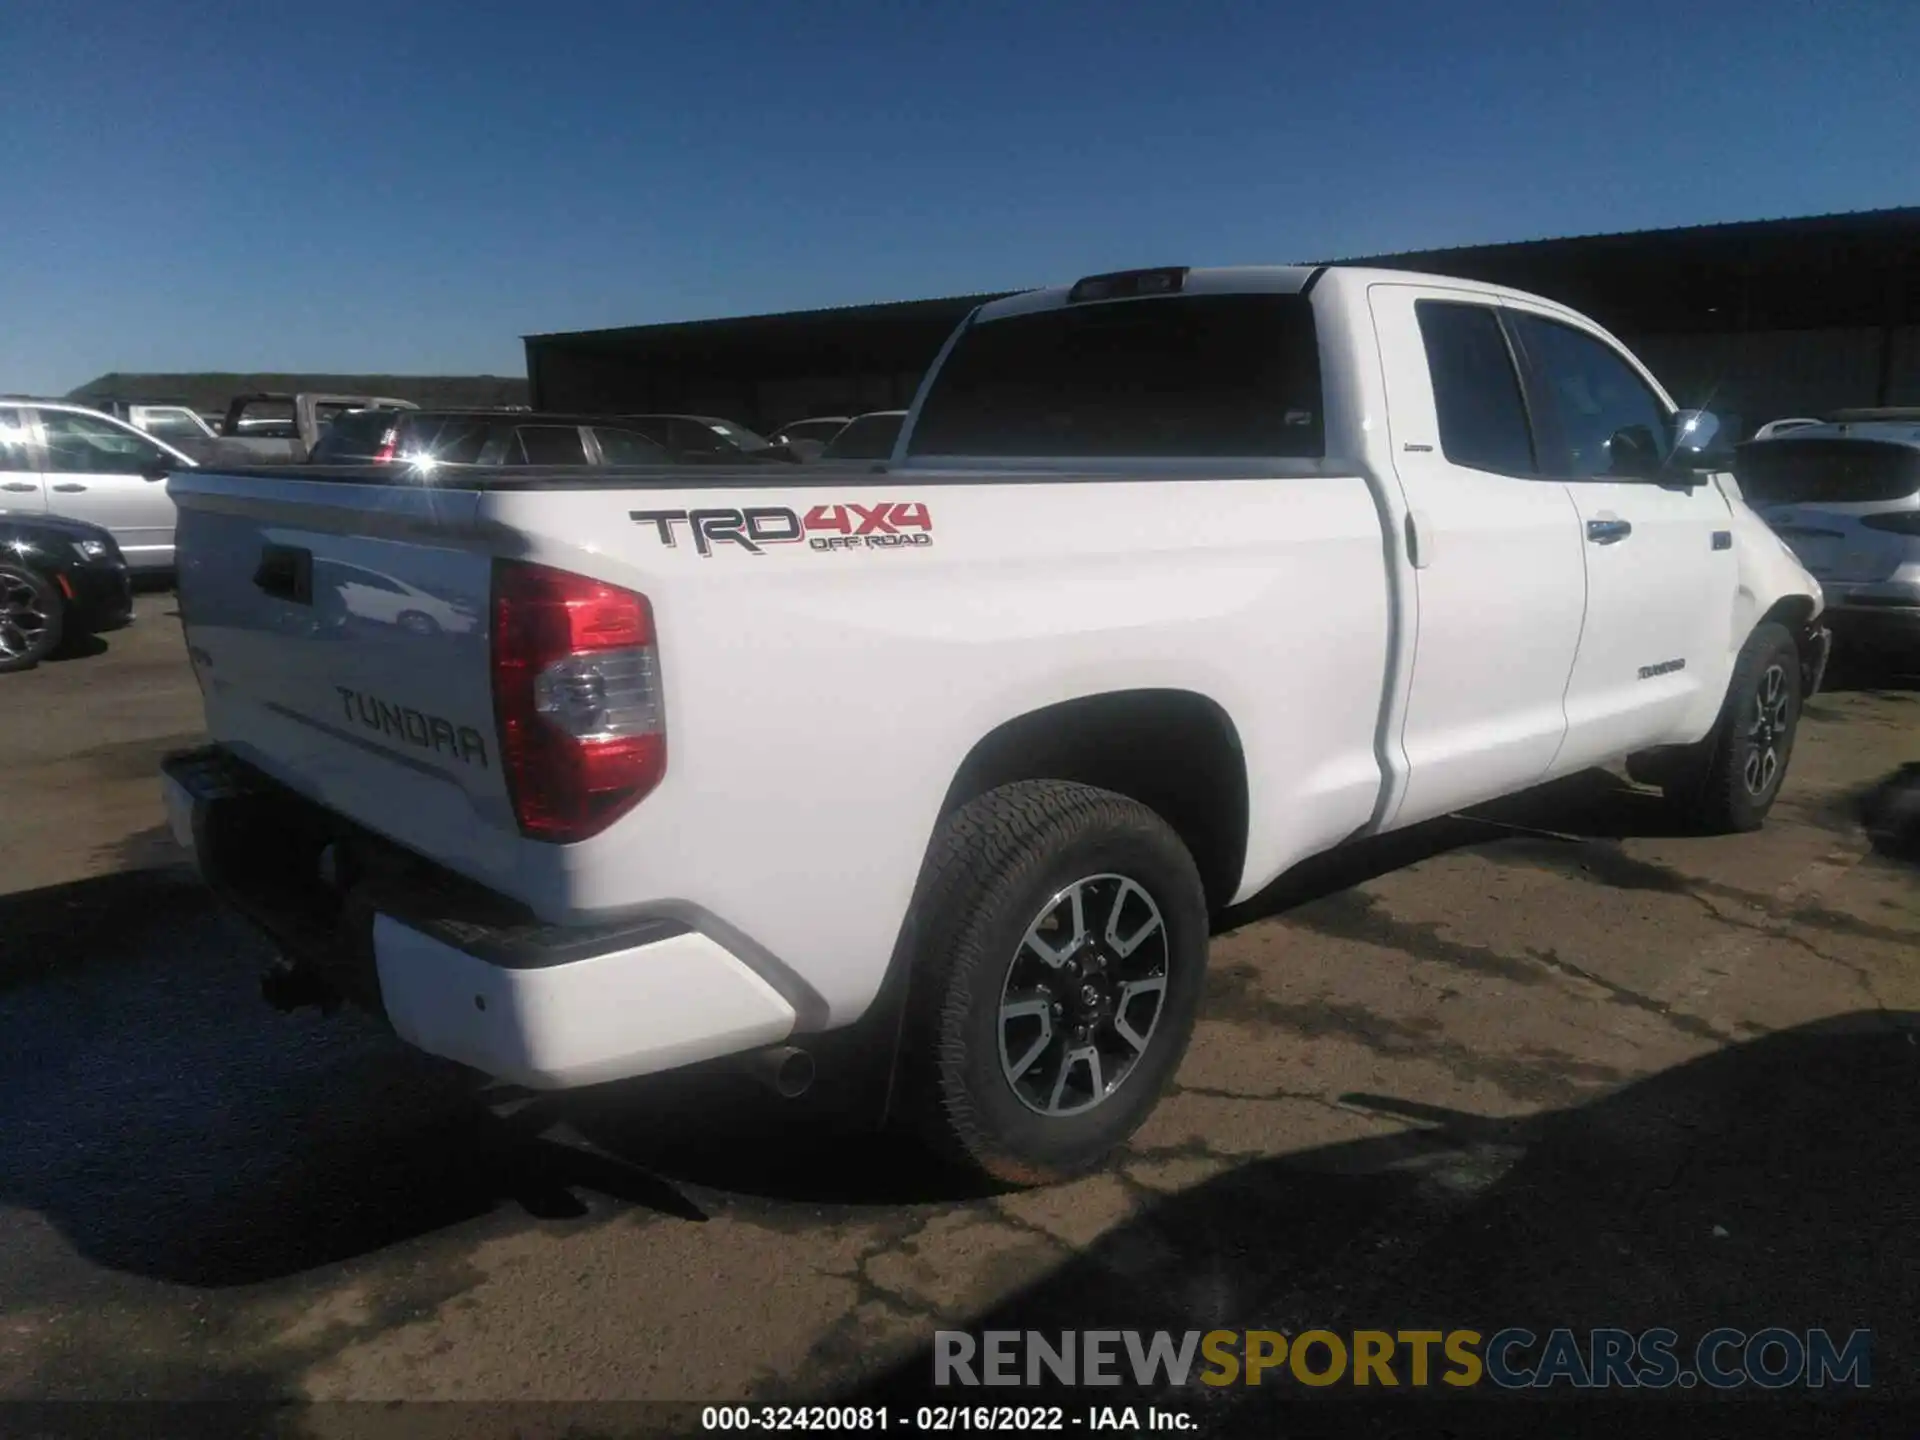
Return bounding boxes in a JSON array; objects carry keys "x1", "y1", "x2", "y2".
[
  {"x1": 524, "y1": 290, "x2": 1028, "y2": 345},
  {"x1": 1313, "y1": 205, "x2": 1920, "y2": 265},
  {"x1": 528, "y1": 206, "x2": 1920, "y2": 347}
]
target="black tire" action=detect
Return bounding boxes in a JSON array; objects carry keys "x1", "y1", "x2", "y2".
[
  {"x1": 1663, "y1": 621, "x2": 1803, "y2": 834},
  {"x1": 397, "y1": 609, "x2": 440, "y2": 637},
  {"x1": 0, "y1": 564, "x2": 64, "y2": 674},
  {"x1": 898, "y1": 780, "x2": 1209, "y2": 1187}
]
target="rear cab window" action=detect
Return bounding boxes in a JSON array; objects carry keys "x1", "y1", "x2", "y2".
[
  {"x1": 1415, "y1": 300, "x2": 1537, "y2": 476},
  {"x1": 907, "y1": 292, "x2": 1325, "y2": 458}
]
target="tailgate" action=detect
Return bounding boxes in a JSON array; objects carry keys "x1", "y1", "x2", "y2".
[{"x1": 170, "y1": 470, "x2": 518, "y2": 881}]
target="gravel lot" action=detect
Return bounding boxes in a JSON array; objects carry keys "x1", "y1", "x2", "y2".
[{"x1": 1, "y1": 592, "x2": 1914, "y2": 1429}]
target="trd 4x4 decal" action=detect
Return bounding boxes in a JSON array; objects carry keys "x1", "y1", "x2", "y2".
[{"x1": 630, "y1": 502, "x2": 934, "y2": 557}]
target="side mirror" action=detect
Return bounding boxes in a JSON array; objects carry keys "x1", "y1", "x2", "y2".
[
  {"x1": 1667, "y1": 409, "x2": 1737, "y2": 473},
  {"x1": 141, "y1": 458, "x2": 174, "y2": 481}
]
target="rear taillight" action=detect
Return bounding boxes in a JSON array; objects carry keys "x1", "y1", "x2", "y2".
[
  {"x1": 372, "y1": 427, "x2": 400, "y2": 463},
  {"x1": 491, "y1": 560, "x2": 666, "y2": 842}
]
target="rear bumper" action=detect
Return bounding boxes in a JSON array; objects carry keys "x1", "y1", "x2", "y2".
[{"x1": 160, "y1": 745, "x2": 796, "y2": 1088}]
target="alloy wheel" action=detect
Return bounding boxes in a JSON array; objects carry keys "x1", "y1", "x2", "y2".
[{"x1": 997, "y1": 873, "x2": 1171, "y2": 1117}]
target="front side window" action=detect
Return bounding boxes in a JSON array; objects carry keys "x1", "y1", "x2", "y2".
[
  {"x1": 908, "y1": 292, "x2": 1325, "y2": 459},
  {"x1": 1415, "y1": 300, "x2": 1536, "y2": 476},
  {"x1": 36, "y1": 410, "x2": 165, "y2": 474},
  {"x1": 1507, "y1": 314, "x2": 1671, "y2": 480}
]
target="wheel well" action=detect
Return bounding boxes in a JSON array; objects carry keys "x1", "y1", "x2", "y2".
[
  {"x1": 937, "y1": 689, "x2": 1249, "y2": 912},
  {"x1": 1759, "y1": 594, "x2": 1822, "y2": 686},
  {"x1": 1760, "y1": 594, "x2": 1817, "y2": 634}
]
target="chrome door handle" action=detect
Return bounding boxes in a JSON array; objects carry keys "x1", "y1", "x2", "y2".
[
  {"x1": 51, "y1": 482, "x2": 87, "y2": 492},
  {"x1": 1586, "y1": 517, "x2": 1632, "y2": 544},
  {"x1": 1, "y1": 482, "x2": 37, "y2": 492}
]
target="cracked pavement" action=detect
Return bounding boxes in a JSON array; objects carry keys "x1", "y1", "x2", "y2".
[{"x1": 0, "y1": 593, "x2": 1915, "y2": 1418}]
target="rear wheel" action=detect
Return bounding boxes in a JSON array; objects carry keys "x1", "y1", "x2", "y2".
[
  {"x1": 0, "y1": 565, "x2": 63, "y2": 673},
  {"x1": 1662, "y1": 621, "x2": 1802, "y2": 833},
  {"x1": 898, "y1": 781, "x2": 1209, "y2": 1186}
]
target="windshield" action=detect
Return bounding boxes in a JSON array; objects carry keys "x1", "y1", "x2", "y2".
[
  {"x1": 705, "y1": 419, "x2": 769, "y2": 450},
  {"x1": 909, "y1": 293, "x2": 1325, "y2": 458}
]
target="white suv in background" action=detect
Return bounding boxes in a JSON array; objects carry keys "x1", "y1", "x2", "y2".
[
  {"x1": 0, "y1": 400, "x2": 198, "y2": 572},
  {"x1": 1742, "y1": 408, "x2": 1920, "y2": 664}
]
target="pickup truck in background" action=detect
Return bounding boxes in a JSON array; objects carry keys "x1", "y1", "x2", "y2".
[
  {"x1": 160, "y1": 263, "x2": 1829, "y2": 1185},
  {"x1": 212, "y1": 392, "x2": 418, "y2": 464}
]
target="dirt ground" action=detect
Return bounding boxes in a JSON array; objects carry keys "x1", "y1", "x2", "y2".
[{"x1": 0, "y1": 593, "x2": 1915, "y2": 1432}]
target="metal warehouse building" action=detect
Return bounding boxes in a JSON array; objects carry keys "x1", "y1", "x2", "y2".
[{"x1": 524, "y1": 206, "x2": 1920, "y2": 440}]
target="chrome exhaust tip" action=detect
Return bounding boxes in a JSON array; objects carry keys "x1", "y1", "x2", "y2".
[{"x1": 745, "y1": 1044, "x2": 815, "y2": 1099}]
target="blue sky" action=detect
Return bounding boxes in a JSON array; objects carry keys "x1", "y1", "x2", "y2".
[{"x1": 3, "y1": 0, "x2": 1916, "y2": 393}]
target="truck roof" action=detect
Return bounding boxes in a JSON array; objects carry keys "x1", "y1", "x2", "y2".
[{"x1": 974, "y1": 263, "x2": 1571, "y2": 325}]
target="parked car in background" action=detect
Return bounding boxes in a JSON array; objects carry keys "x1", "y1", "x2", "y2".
[
  {"x1": 1753, "y1": 417, "x2": 1822, "y2": 440},
  {"x1": 1739, "y1": 412, "x2": 1920, "y2": 664},
  {"x1": 163, "y1": 262, "x2": 1828, "y2": 1184},
  {"x1": 307, "y1": 409, "x2": 673, "y2": 468},
  {"x1": 215, "y1": 392, "x2": 418, "y2": 464},
  {"x1": 0, "y1": 509, "x2": 133, "y2": 672},
  {"x1": 0, "y1": 400, "x2": 197, "y2": 571},
  {"x1": 603, "y1": 414, "x2": 777, "y2": 459},
  {"x1": 820, "y1": 408, "x2": 907, "y2": 461}
]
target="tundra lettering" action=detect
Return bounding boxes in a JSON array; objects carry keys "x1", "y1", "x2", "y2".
[{"x1": 334, "y1": 686, "x2": 489, "y2": 767}]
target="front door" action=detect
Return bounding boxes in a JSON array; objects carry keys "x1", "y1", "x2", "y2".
[
  {"x1": 1501, "y1": 309, "x2": 1738, "y2": 771},
  {"x1": 31, "y1": 408, "x2": 180, "y2": 569},
  {"x1": 1368, "y1": 285, "x2": 1589, "y2": 829},
  {"x1": 0, "y1": 408, "x2": 46, "y2": 514}
]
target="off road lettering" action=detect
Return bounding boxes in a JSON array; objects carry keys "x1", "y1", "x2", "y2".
[{"x1": 636, "y1": 502, "x2": 934, "y2": 557}]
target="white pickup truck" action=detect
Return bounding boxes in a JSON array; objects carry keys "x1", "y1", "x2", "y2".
[{"x1": 161, "y1": 264, "x2": 1829, "y2": 1184}]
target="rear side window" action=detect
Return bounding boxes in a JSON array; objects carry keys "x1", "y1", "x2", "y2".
[
  {"x1": 1416, "y1": 301, "x2": 1536, "y2": 476},
  {"x1": 507, "y1": 425, "x2": 589, "y2": 465},
  {"x1": 907, "y1": 293, "x2": 1325, "y2": 458}
]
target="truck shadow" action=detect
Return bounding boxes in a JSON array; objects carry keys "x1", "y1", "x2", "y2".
[
  {"x1": 824, "y1": 1010, "x2": 1920, "y2": 1425},
  {"x1": 0, "y1": 755, "x2": 1903, "y2": 1293},
  {"x1": 1217, "y1": 768, "x2": 1698, "y2": 935}
]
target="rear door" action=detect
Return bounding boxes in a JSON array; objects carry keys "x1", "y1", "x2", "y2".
[
  {"x1": 0, "y1": 408, "x2": 46, "y2": 513},
  {"x1": 1369, "y1": 285, "x2": 1588, "y2": 828},
  {"x1": 1502, "y1": 308, "x2": 1737, "y2": 768},
  {"x1": 30, "y1": 408, "x2": 178, "y2": 568}
]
